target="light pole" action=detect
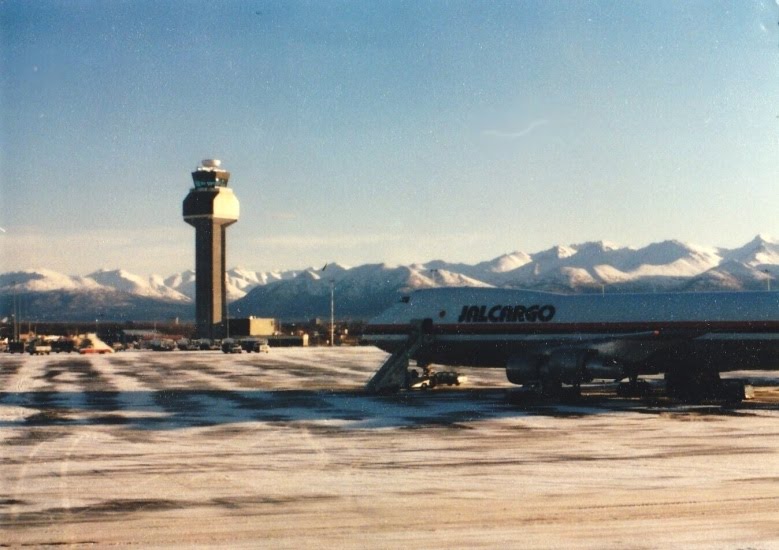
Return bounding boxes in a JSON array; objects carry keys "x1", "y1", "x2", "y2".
[
  {"x1": 225, "y1": 271, "x2": 230, "y2": 340},
  {"x1": 321, "y1": 263, "x2": 335, "y2": 347},
  {"x1": 12, "y1": 281, "x2": 18, "y2": 342},
  {"x1": 329, "y1": 279, "x2": 335, "y2": 347}
]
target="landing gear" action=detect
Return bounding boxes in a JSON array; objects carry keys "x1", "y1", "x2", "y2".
[
  {"x1": 537, "y1": 375, "x2": 562, "y2": 398},
  {"x1": 665, "y1": 368, "x2": 752, "y2": 403},
  {"x1": 534, "y1": 376, "x2": 582, "y2": 400},
  {"x1": 616, "y1": 376, "x2": 652, "y2": 398},
  {"x1": 665, "y1": 368, "x2": 715, "y2": 402}
]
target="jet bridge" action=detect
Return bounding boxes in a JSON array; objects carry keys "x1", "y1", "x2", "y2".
[{"x1": 366, "y1": 319, "x2": 434, "y2": 394}]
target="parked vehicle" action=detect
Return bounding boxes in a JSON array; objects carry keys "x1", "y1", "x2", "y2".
[
  {"x1": 241, "y1": 339, "x2": 270, "y2": 353},
  {"x1": 52, "y1": 339, "x2": 76, "y2": 353},
  {"x1": 8, "y1": 341, "x2": 25, "y2": 354},
  {"x1": 149, "y1": 339, "x2": 176, "y2": 351},
  {"x1": 198, "y1": 339, "x2": 217, "y2": 350},
  {"x1": 407, "y1": 370, "x2": 465, "y2": 390},
  {"x1": 27, "y1": 340, "x2": 52, "y2": 355},
  {"x1": 221, "y1": 339, "x2": 242, "y2": 354}
]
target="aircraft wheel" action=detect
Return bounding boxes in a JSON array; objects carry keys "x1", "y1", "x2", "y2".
[
  {"x1": 617, "y1": 379, "x2": 651, "y2": 398},
  {"x1": 666, "y1": 368, "x2": 721, "y2": 403},
  {"x1": 539, "y1": 377, "x2": 562, "y2": 398}
]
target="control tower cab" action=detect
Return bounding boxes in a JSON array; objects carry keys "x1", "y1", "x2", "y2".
[{"x1": 183, "y1": 159, "x2": 240, "y2": 340}]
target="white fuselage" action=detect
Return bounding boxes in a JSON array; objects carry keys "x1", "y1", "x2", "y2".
[{"x1": 363, "y1": 288, "x2": 779, "y2": 373}]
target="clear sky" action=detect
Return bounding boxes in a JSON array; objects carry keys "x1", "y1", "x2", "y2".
[{"x1": 2, "y1": 0, "x2": 778, "y2": 276}]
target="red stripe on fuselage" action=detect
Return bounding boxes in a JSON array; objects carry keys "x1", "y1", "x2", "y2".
[{"x1": 364, "y1": 320, "x2": 779, "y2": 336}]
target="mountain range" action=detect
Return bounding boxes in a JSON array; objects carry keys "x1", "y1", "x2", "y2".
[{"x1": 2, "y1": 235, "x2": 777, "y2": 322}]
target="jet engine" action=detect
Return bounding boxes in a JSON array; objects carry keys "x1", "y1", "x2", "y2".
[
  {"x1": 583, "y1": 357, "x2": 624, "y2": 381},
  {"x1": 506, "y1": 349, "x2": 623, "y2": 386},
  {"x1": 505, "y1": 355, "x2": 539, "y2": 385}
]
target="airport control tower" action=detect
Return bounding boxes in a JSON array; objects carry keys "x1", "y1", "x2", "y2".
[{"x1": 183, "y1": 159, "x2": 240, "y2": 340}]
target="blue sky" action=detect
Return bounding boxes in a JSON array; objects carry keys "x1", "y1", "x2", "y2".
[{"x1": 2, "y1": 0, "x2": 778, "y2": 276}]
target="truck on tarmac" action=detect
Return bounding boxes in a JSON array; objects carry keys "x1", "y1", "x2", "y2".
[
  {"x1": 7, "y1": 341, "x2": 25, "y2": 354},
  {"x1": 52, "y1": 339, "x2": 76, "y2": 353},
  {"x1": 27, "y1": 340, "x2": 52, "y2": 355},
  {"x1": 407, "y1": 369, "x2": 466, "y2": 390}
]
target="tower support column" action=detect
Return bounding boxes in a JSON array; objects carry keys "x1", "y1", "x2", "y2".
[{"x1": 192, "y1": 220, "x2": 233, "y2": 339}]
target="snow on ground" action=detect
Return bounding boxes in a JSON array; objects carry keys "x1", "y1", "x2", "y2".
[{"x1": 2, "y1": 348, "x2": 779, "y2": 548}]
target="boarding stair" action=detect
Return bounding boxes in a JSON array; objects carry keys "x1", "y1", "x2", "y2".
[{"x1": 365, "y1": 319, "x2": 434, "y2": 394}]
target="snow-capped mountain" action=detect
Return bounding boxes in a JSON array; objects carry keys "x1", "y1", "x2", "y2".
[
  {"x1": 231, "y1": 263, "x2": 492, "y2": 320},
  {"x1": 160, "y1": 267, "x2": 301, "y2": 301},
  {"x1": 0, "y1": 268, "x2": 191, "y2": 302},
  {"x1": 0, "y1": 269, "x2": 103, "y2": 293},
  {"x1": 2, "y1": 236, "x2": 777, "y2": 321},
  {"x1": 86, "y1": 268, "x2": 190, "y2": 302},
  {"x1": 722, "y1": 235, "x2": 779, "y2": 267}
]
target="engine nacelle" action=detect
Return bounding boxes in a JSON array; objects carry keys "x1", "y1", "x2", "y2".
[
  {"x1": 543, "y1": 349, "x2": 591, "y2": 385},
  {"x1": 583, "y1": 357, "x2": 624, "y2": 381},
  {"x1": 506, "y1": 350, "x2": 624, "y2": 386},
  {"x1": 505, "y1": 355, "x2": 540, "y2": 385}
]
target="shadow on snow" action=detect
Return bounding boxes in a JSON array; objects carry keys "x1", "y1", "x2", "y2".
[{"x1": 2, "y1": 386, "x2": 773, "y2": 432}]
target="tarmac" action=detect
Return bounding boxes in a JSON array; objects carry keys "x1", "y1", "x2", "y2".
[{"x1": 2, "y1": 347, "x2": 779, "y2": 548}]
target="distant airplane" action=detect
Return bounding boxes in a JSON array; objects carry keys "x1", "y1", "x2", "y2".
[{"x1": 363, "y1": 287, "x2": 779, "y2": 402}]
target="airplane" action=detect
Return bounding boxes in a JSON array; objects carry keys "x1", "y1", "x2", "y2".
[{"x1": 362, "y1": 287, "x2": 779, "y2": 401}]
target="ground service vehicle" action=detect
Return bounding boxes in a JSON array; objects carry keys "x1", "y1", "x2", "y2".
[
  {"x1": 8, "y1": 341, "x2": 25, "y2": 354},
  {"x1": 27, "y1": 341, "x2": 52, "y2": 355}
]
